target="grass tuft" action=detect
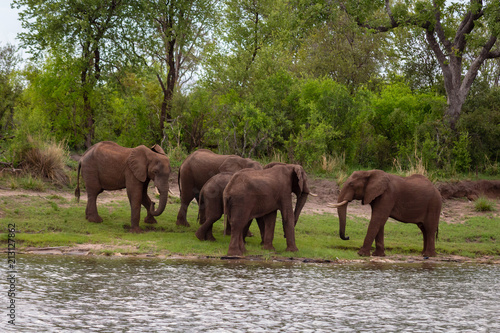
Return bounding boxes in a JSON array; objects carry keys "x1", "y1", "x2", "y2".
[{"x1": 474, "y1": 197, "x2": 496, "y2": 212}]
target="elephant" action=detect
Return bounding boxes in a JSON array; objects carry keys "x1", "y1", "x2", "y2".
[
  {"x1": 329, "y1": 170, "x2": 442, "y2": 257},
  {"x1": 223, "y1": 163, "x2": 311, "y2": 256},
  {"x1": 75, "y1": 141, "x2": 171, "y2": 232},
  {"x1": 176, "y1": 149, "x2": 262, "y2": 227},
  {"x1": 195, "y1": 172, "x2": 262, "y2": 241}
]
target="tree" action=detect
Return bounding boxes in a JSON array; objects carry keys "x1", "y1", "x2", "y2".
[
  {"x1": 0, "y1": 43, "x2": 22, "y2": 136},
  {"x1": 13, "y1": 0, "x2": 127, "y2": 148},
  {"x1": 123, "y1": 0, "x2": 218, "y2": 142},
  {"x1": 342, "y1": 0, "x2": 500, "y2": 129}
]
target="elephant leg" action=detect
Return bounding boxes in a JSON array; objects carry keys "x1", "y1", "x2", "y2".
[
  {"x1": 359, "y1": 207, "x2": 390, "y2": 256},
  {"x1": 261, "y1": 211, "x2": 277, "y2": 251},
  {"x1": 195, "y1": 214, "x2": 220, "y2": 241},
  {"x1": 85, "y1": 189, "x2": 103, "y2": 223},
  {"x1": 227, "y1": 212, "x2": 248, "y2": 256},
  {"x1": 176, "y1": 190, "x2": 193, "y2": 227},
  {"x1": 281, "y1": 205, "x2": 298, "y2": 253},
  {"x1": 256, "y1": 217, "x2": 266, "y2": 245},
  {"x1": 242, "y1": 220, "x2": 254, "y2": 243},
  {"x1": 420, "y1": 221, "x2": 438, "y2": 257},
  {"x1": 142, "y1": 184, "x2": 158, "y2": 225},
  {"x1": 372, "y1": 225, "x2": 386, "y2": 256},
  {"x1": 127, "y1": 187, "x2": 142, "y2": 233}
]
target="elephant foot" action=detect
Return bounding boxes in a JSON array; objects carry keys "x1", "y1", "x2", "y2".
[
  {"x1": 357, "y1": 248, "x2": 371, "y2": 257},
  {"x1": 227, "y1": 248, "x2": 244, "y2": 256},
  {"x1": 422, "y1": 251, "x2": 436, "y2": 257},
  {"x1": 195, "y1": 230, "x2": 215, "y2": 241},
  {"x1": 87, "y1": 215, "x2": 103, "y2": 223},
  {"x1": 176, "y1": 219, "x2": 191, "y2": 227},
  {"x1": 130, "y1": 227, "x2": 142, "y2": 233},
  {"x1": 144, "y1": 216, "x2": 158, "y2": 224},
  {"x1": 372, "y1": 250, "x2": 386, "y2": 257},
  {"x1": 262, "y1": 244, "x2": 275, "y2": 251},
  {"x1": 286, "y1": 245, "x2": 299, "y2": 252}
]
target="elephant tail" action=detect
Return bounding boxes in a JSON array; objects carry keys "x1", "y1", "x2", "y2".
[
  {"x1": 223, "y1": 196, "x2": 231, "y2": 236},
  {"x1": 197, "y1": 191, "x2": 205, "y2": 225},
  {"x1": 74, "y1": 162, "x2": 81, "y2": 203},
  {"x1": 177, "y1": 170, "x2": 181, "y2": 197}
]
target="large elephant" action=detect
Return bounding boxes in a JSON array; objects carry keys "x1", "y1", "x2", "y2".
[
  {"x1": 75, "y1": 141, "x2": 171, "y2": 232},
  {"x1": 176, "y1": 149, "x2": 262, "y2": 227},
  {"x1": 195, "y1": 172, "x2": 262, "y2": 241},
  {"x1": 223, "y1": 164, "x2": 311, "y2": 256},
  {"x1": 329, "y1": 170, "x2": 442, "y2": 257}
]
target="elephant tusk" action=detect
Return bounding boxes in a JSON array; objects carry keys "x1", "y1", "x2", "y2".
[
  {"x1": 308, "y1": 192, "x2": 318, "y2": 197},
  {"x1": 327, "y1": 200, "x2": 348, "y2": 208},
  {"x1": 155, "y1": 187, "x2": 160, "y2": 195}
]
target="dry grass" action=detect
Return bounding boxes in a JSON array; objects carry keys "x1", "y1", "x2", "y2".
[
  {"x1": 20, "y1": 137, "x2": 69, "y2": 185},
  {"x1": 392, "y1": 149, "x2": 428, "y2": 177}
]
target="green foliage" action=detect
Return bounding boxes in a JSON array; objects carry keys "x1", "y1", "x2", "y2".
[{"x1": 474, "y1": 197, "x2": 496, "y2": 212}]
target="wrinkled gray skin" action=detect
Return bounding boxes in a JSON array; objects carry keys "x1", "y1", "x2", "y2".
[
  {"x1": 176, "y1": 149, "x2": 262, "y2": 227},
  {"x1": 224, "y1": 164, "x2": 311, "y2": 256},
  {"x1": 75, "y1": 141, "x2": 171, "y2": 233},
  {"x1": 195, "y1": 172, "x2": 262, "y2": 242},
  {"x1": 335, "y1": 170, "x2": 442, "y2": 257}
]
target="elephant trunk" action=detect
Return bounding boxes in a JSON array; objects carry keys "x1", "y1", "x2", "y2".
[
  {"x1": 151, "y1": 190, "x2": 168, "y2": 216},
  {"x1": 337, "y1": 203, "x2": 350, "y2": 240},
  {"x1": 294, "y1": 192, "x2": 309, "y2": 225}
]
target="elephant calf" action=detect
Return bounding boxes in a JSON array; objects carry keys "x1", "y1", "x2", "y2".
[
  {"x1": 195, "y1": 172, "x2": 263, "y2": 242},
  {"x1": 223, "y1": 164, "x2": 311, "y2": 256},
  {"x1": 330, "y1": 170, "x2": 442, "y2": 257},
  {"x1": 75, "y1": 141, "x2": 171, "y2": 232}
]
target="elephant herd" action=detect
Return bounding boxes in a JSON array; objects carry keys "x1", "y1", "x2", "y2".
[{"x1": 75, "y1": 141, "x2": 442, "y2": 257}]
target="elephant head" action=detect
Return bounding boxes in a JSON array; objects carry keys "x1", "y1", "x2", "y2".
[
  {"x1": 330, "y1": 170, "x2": 389, "y2": 240},
  {"x1": 127, "y1": 146, "x2": 171, "y2": 216},
  {"x1": 290, "y1": 164, "x2": 311, "y2": 225},
  {"x1": 265, "y1": 162, "x2": 311, "y2": 225}
]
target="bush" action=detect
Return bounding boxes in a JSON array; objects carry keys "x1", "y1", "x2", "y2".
[
  {"x1": 10, "y1": 135, "x2": 69, "y2": 185},
  {"x1": 474, "y1": 197, "x2": 496, "y2": 212}
]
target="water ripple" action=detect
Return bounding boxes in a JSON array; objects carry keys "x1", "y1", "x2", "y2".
[{"x1": 2, "y1": 256, "x2": 499, "y2": 332}]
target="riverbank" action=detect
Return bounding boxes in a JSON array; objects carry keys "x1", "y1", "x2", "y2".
[{"x1": 1, "y1": 175, "x2": 499, "y2": 264}]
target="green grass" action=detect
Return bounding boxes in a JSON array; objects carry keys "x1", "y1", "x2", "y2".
[
  {"x1": 474, "y1": 197, "x2": 496, "y2": 212},
  {"x1": 1, "y1": 193, "x2": 499, "y2": 260}
]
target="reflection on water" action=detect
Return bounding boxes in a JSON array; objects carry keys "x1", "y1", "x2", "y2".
[{"x1": 3, "y1": 255, "x2": 500, "y2": 332}]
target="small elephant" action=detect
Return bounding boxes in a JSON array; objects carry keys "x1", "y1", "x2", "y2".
[
  {"x1": 224, "y1": 164, "x2": 311, "y2": 256},
  {"x1": 330, "y1": 170, "x2": 442, "y2": 257},
  {"x1": 75, "y1": 141, "x2": 171, "y2": 232},
  {"x1": 176, "y1": 149, "x2": 262, "y2": 227},
  {"x1": 195, "y1": 172, "x2": 262, "y2": 241}
]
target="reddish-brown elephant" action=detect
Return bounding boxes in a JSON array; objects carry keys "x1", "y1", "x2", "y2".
[
  {"x1": 195, "y1": 172, "x2": 263, "y2": 242},
  {"x1": 224, "y1": 164, "x2": 311, "y2": 256},
  {"x1": 330, "y1": 170, "x2": 442, "y2": 257},
  {"x1": 75, "y1": 141, "x2": 171, "y2": 232},
  {"x1": 176, "y1": 149, "x2": 262, "y2": 227}
]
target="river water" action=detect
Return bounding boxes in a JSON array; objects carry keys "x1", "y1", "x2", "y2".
[{"x1": 3, "y1": 255, "x2": 500, "y2": 332}]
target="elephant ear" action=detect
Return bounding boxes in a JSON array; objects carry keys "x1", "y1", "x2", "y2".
[
  {"x1": 364, "y1": 170, "x2": 390, "y2": 205},
  {"x1": 127, "y1": 146, "x2": 148, "y2": 182},
  {"x1": 150, "y1": 144, "x2": 166, "y2": 155},
  {"x1": 292, "y1": 165, "x2": 308, "y2": 194},
  {"x1": 219, "y1": 156, "x2": 244, "y2": 172}
]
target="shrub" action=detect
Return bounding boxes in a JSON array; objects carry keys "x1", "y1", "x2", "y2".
[
  {"x1": 13, "y1": 135, "x2": 69, "y2": 185},
  {"x1": 474, "y1": 197, "x2": 495, "y2": 212}
]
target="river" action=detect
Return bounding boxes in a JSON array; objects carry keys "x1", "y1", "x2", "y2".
[{"x1": 3, "y1": 255, "x2": 499, "y2": 332}]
